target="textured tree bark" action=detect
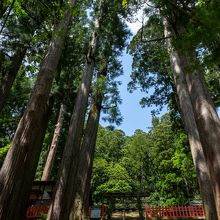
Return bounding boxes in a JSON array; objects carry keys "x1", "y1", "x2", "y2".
[
  {"x1": 71, "y1": 61, "x2": 108, "y2": 220},
  {"x1": 137, "y1": 194, "x2": 144, "y2": 220},
  {"x1": 163, "y1": 17, "x2": 217, "y2": 220},
  {"x1": 0, "y1": 95, "x2": 53, "y2": 219},
  {"x1": 41, "y1": 103, "x2": 65, "y2": 181},
  {"x1": 0, "y1": 1, "x2": 75, "y2": 219},
  {"x1": 0, "y1": 46, "x2": 28, "y2": 113},
  {"x1": 47, "y1": 1, "x2": 104, "y2": 219},
  {"x1": 71, "y1": 101, "x2": 101, "y2": 220},
  {"x1": 184, "y1": 57, "x2": 220, "y2": 219},
  {"x1": 81, "y1": 165, "x2": 93, "y2": 220}
]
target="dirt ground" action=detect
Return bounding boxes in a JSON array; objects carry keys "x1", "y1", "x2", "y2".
[
  {"x1": 110, "y1": 211, "x2": 205, "y2": 220},
  {"x1": 112, "y1": 211, "x2": 140, "y2": 219}
]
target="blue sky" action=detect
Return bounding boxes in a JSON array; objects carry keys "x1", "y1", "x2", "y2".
[
  {"x1": 100, "y1": 51, "x2": 154, "y2": 136},
  {"x1": 100, "y1": 17, "x2": 168, "y2": 136},
  {"x1": 100, "y1": 50, "x2": 167, "y2": 136},
  {"x1": 100, "y1": 16, "x2": 166, "y2": 136},
  {"x1": 100, "y1": 11, "x2": 220, "y2": 136}
]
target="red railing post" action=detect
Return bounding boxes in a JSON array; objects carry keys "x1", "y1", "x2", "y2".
[
  {"x1": 100, "y1": 205, "x2": 104, "y2": 217},
  {"x1": 142, "y1": 204, "x2": 205, "y2": 219}
]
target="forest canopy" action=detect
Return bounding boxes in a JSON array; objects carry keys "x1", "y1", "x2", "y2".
[{"x1": 0, "y1": 0, "x2": 220, "y2": 220}]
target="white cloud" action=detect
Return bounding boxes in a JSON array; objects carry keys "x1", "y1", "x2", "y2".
[
  {"x1": 127, "y1": 21, "x2": 142, "y2": 34},
  {"x1": 126, "y1": 4, "x2": 148, "y2": 35}
]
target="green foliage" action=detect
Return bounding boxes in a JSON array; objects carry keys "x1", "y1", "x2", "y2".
[
  {"x1": 38, "y1": 213, "x2": 47, "y2": 220},
  {"x1": 204, "y1": 69, "x2": 220, "y2": 107},
  {"x1": 121, "y1": 129, "x2": 150, "y2": 191},
  {"x1": 128, "y1": 14, "x2": 174, "y2": 115},
  {"x1": 128, "y1": 0, "x2": 220, "y2": 115},
  {"x1": 97, "y1": 180, "x2": 132, "y2": 193},
  {"x1": 95, "y1": 126, "x2": 125, "y2": 162},
  {"x1": 146, "y1": 114, "x2": 197, "y2": 205},
  {"x1": 0, "y1": 144, "x2": 10, "y2": 167},
  {"x1": 96, "y1": 163, "x2": 132, "y2": 193},
  {"x1": 92, "y1": 115, "x2": 198, "y2": 206},
  {"x1": 0, "y1": 69, "x2": 32, "y2": 148},
  {"x1": 122, "y1": 0, "x2": 128, "y2": 9},
  {"x1": 0, "y1": 0, "x2": 213, "y2": 209},
  {"x1": 92, "y1": 0, "x2": 131, "y2": 125}
]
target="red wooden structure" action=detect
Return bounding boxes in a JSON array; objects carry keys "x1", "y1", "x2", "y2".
[
  {"x1": 26, "y1": 205, "x2": 49, "y2": 218},
  {"x1": 27, "y1": 205, "x2": 106, "y2": 219},
  {"x1": 145, "y1": 205, "x2": 205, "y2": 219}
]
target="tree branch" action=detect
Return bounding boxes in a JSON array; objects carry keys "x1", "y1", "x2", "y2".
[
  {"x1": 38, "y1": 0, "x2": 50, "y2": 10},
  {"x1": 20, "y1": 4, "x2": 50, "y2": 34},
  {"x1": 140, "y1": 18, "x2": 173, "y2": 43},
  {"x1": 0, "y1": 0, "x2": 16, "y2": 34},
  {"x1": 101, "y1": 105, "x2": 117, "y2": 110},
  {"x1": 141, "y1": 35, "x2": 173, "y2": 43}
]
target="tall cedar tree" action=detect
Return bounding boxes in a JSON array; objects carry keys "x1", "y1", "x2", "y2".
[
  {"x1": 71, "y1": 55, "x2": 110, "y2": 220},
  {"x1": 160, "y1": 1, "x2": 220, "y2": 216},
  {"x1": 47, "y1": 1, "x2": 104, "y2": 219},
  {"x1": 0, "y1": 1, "x2": 40, "y2": 112},
  {"x1": 0, "y1": 0, "x2": 76, "y2": 219},
  {"x1": 72, "y1": 13, "x2": 128, "y2": 217},
  {"x1": 185, "y1": 52, "x2": 220, "y2": 219},
  {"x1": 0, "y1": 0, "x2": 51, "y2": 112},
  {"x1": 163, "y1": 16, "x2": 217, "y2": 220},
  {"x1": 0, "y1": 44, "x2": 29, "y2": 113},
  {"x1": 72, "y1": 85, "x2": 104, "y2": 220},
  {"x1": 41, "y1": 103, "x2": 66, "y2": 181}
]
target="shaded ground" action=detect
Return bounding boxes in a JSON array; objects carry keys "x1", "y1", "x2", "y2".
[
  {"x1": 111, "y1": 211, "x2": 205, "y2": 220},
  {"x1": 112, "y1": 211, "x2": 139, "y2": 219}
]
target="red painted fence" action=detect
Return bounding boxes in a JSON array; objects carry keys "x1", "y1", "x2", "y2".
[
  {"x1": 26, "y1": 204, "x2": 205, "y2": 219},
  {"x1": 26, "y1": 205, "x2": 106, "y2": 219},
  {"x1": 26, "y1": 205, "x2": 49, "y2": 218},
  {"x1": 145, "y1": 205, "x2": 205, "y2": 219}
]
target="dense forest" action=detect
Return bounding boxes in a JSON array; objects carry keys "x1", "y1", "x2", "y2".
[{"x1": 0, "y1": 0, "x2": 220, "y2": 220}]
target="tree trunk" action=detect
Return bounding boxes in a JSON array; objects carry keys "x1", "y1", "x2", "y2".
[
  {"x1": 0, "y1": 46, "x2": 28, "y2": 113},
  {"x1": 107, "y1": 197, "x2": 115, "y2": 220},
  {"x1": 0, "y1": 1, "x2": 75, "y2": 219},
  {"x1": 81, "y1": 165, "x2": 93, "y2": 220},
  {"x1": 0, "y1": 95, "x2": 53, "y2": 219},
  {"x1": 0, "y1": 0, "x2": 15, "y2": 33},
  {"x1": 163, "y1": 17, "x2": 217, "y2": 220},
  {"x1": 41, "y1": 103, "x2": 66, "y2": 181},
  {"x1": 136, "y1": 194, "x2": 144, "y2": 220},
  {"x1": 70, "y1": 101, "x2": 101, "y2": 220},
  {"x1": 71, "y1": 61, "x2": 108, "y2": 220},
  {"x1": 184, "y1": 56, "x2": 220, "y2": 219},
  {"x1": 47, "y1": 1, "x2": 104, "y2": 219}
]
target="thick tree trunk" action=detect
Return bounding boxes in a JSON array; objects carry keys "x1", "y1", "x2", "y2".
[
  {"x1": 47, "y1": 1, "x2": 104, "y2": 219},
  {"x1": 0, "y1": 95, "x2": 53, "y2": 220},
  {"x1": 0, "y1": 46, "x2": 28, "y2": 113},
  {"x1": 71, "y1": 101, "x2": 101, "y2": 220},
  {"x1": 184, "y1": 57, "x2": 220, "y2": 219},
  {"x1": 81, "y1": 165, "x2": 93, "y2": 220},
  {"x1": 71, "y1": 63, "x2": 108, "y2": 220},
  {"x1": 0, "y1": 1, "x2": 75, "y2": 219},
  {"x1": 41, "y1": 103, "x2": 65, "y2": 181},
  {"x1": 163, "y1": 17, "x2": 217, "y2": 220}
]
